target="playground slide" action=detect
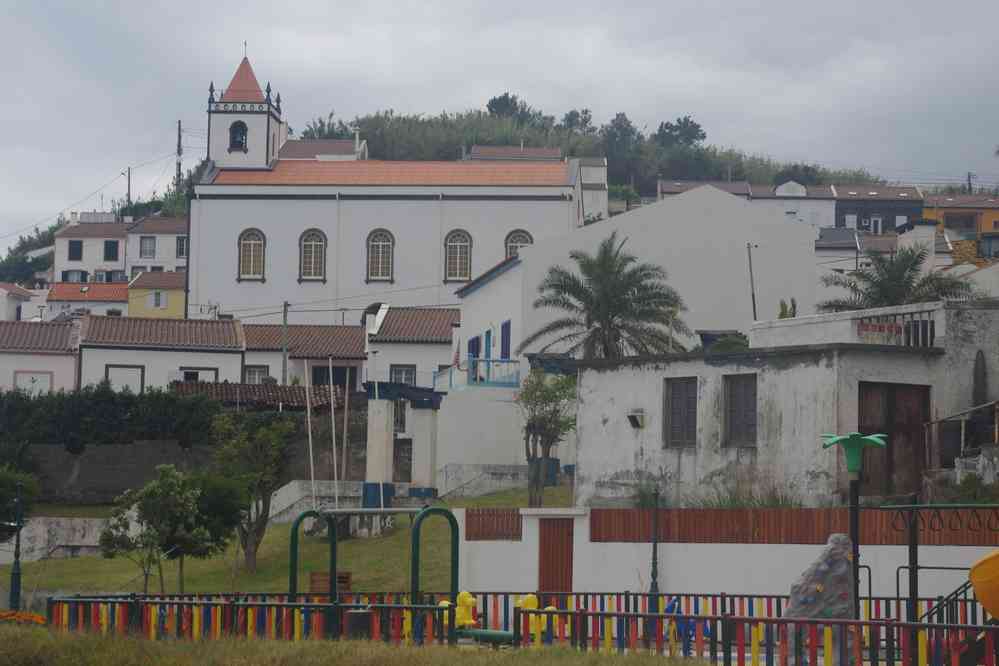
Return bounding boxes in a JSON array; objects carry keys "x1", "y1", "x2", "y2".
[{"x1": 970, "y1": 550, "x2": 999, "y2": 617}]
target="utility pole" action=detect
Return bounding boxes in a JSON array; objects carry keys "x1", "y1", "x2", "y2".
[
  {"x1": 968, "y1": 172, "x2": 977, "y2": 194},
  {"x1": 746, "y1": 242, "x2": 759, "y2": 321},
  {"x1": 281, "y1": 301, "x2": 290, "y2": 385},
  {"x1": 121, "y1": 167, "x2": 132, "y2": 208},
  {"x1": 5, "y1": 482, "x2": 24, "y2": 610},
  {"x1": 175, "y1": 120, "x2": 183, "y2": 191}
]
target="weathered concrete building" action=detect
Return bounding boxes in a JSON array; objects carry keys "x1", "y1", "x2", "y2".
[{"x1": 571, "y1": 300, "x2": 999, "y2": 507}]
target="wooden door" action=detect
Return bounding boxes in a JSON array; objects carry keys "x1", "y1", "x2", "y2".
[
  {"x1": 858, "y1": 382, "x2": 930, "y2": 497},
  {"x1": 538, "y1": 518, "x2": 573, "y2": 593}
]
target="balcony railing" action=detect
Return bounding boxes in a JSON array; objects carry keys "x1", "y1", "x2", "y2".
[
  {"x1": 435, "y1": 358, "x2": 521, "y2": 390},
  {"x1": 856, "y1": 308, "x2": 937, "y2": 347}
]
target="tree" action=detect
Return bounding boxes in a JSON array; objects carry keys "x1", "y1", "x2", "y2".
[
  {"x1": 487, "y1": 92, "x2": 522, "y2": 118},
  {"x1": 212, "y1": 412, "x2": 297, "y2": 572},
  {"x1": 559, "y1": 108, "x2": 595, "y2": 135},
  {"x1": 778, "y1": 298, "x2": 798, "y2": 319},
  {"x1": 773, "y1": 163, "x2": 822, "y2": 186},
  {"x1": 817, "y1": 246, "x2": 974, "y2": 312},
  {"x1": 600, "y1": 113, "x2": 642, "y2": 186},
  {"x1": 300, "y1": 111, "x2": 352, "y2": 140},
  {"x1": 707, "y1": 333, "x2": 749, "y2": 354},
  {"x1": 654, "y1": 115, "x2": 706, "y2": 148},
  {"x1": 515, "y1": 371, "x2": 576, "y2": 507},
  {"x1": 99, "y1": 465, "x2": 240, "y2": 593},
  {"x1": 518, "y1": 232, "x2": 690, "y2": 359}
]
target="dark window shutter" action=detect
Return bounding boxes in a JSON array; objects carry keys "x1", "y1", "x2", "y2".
[
  {"x1": 61, "y1": 271, "x2": 69, "y2": 282},
  {"x1": 500, "y1": 321, "x2": 511, "y2": 359}
]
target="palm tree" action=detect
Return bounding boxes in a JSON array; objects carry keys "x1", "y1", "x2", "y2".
[
  {"x1": 517, "y1": 232, "x2": 690, "y2": 359},
  {"x1": 817, "y1": 245, "x2": 973, "y2": 312}
]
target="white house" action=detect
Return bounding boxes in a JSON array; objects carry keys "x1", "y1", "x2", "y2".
[
  {"x1": 78, "y1": 315, "x2": 244, "y2": 392},
  {"x1": 188, "y1": 57, "x2": 586, "y2": 324},
  {"x1": 570, "y1": 300, "x2": 999, "y2": 507},
  {"x1": 0, "y1": 321, "x2": 77, "y2": 394},
  {"x1": 0, "y1": 282, "x2": 32, "y2": 321},
  {"x1": 53, "y1": 218, "x2": 129, "y2": 284},
  {"x1": 242, "y1": 323, "x2": 365, "y2": 388},
  {"x1": 365, "y1": 304, "x2": 460, "y2": 388},
  {"x1": 460, "y1": 185, "x2": 821, "y2": 361},
  {"x1": 125, "y1": 216, "x2": 189, "y2": 276},
  {"x1": 46, "y1": 283, "x2": 128, "y2": 320}
]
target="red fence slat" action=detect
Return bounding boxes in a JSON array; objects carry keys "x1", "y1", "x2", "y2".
[{"x1": 466, "y1": 508, "x2": 522, "y2": 541}]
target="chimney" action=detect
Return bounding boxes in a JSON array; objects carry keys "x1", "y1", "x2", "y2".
[
  {"x1": 354, "y1": 128, "x2": 360, "y2": 154},
  {"x1": 70, "y1": 212, "x2": 78, "y2": 225}
]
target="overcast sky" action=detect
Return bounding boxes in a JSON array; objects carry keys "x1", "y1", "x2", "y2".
[{"x1": 3, "y1": 0, "x2": 998, "y2": 251}]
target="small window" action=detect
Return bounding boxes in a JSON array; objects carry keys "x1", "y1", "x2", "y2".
[
  {"x1": 140, "y1": 236, "x2": 156, "y2": 259},
  {"x1": 68, "y1": 240, "x2": 83, "y2": 261},
  {"x1": 367, "y1": 230, "x2": 394, "y2": 281},
  {"x1": 104, "y1": 240, "x2": 119, "y2": 262},
  {"x1": 111, "y1": 270, "x2": 128, "y2": 283},
  {"x1": 176, "y1": 236, "x2": 188, "y2": 259},
  {"x1": 664, "y1": 377, "x2": 698, "y2": 447},
  {"x1": 244, "y1": 365, "x2": 270, "y2": 384},
  {"x1": 299, "y1": 229, "x2": 326, "y2": 281},
  {"x1": 500, "y1": 320, "x2": 512, "y2": 359},
  {"x1": 64, "y1": 270, "x2": 84, "y2": 283},
  {"x1": 724, "y1": 374, "x2": 757, "y2": 447},
  {"x1": 180, "y1": 367, "x2": 218, "y2": 383},
  {"x1": 444, "y1": 230, "x2": 471, "y2": 281},
  {"x1": 106, "y1": 308, "x2": 122, "y2": 317},
  {"x1": 94, "y1": 270, "x2": 107, "y2": 283},
  {"x1": 174, "y1": 266, "x2": 186, "y2": 272},
  {"x1": 149, "y1": 266, "x2": 164, "y2": 272},
  {"x1": 505, "y1": 230, "x2": 533, "y2": 258},
  {"x1": 183, "y1": 370, "x2": 199, "y2": 382},
  {"x1": 153, "y1": 291, "x2": 163, "y2": 308},
  {"x1": 229, "y1": 121, "x2": 248, "y2": 153},
  {"x1": 394, "y1": 400, "x2": 407, "y2": 433},
  {"x1": 390, "y1": 364, "x2": 417, "y2": 385},
  {"x1": 238, "y1": 229, "x2": 265, "y2": 280},
  {"x1": 130, "y1": 266, "x2": 147, "y2": 278}
]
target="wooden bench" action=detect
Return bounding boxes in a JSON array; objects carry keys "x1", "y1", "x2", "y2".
[{"x1": 308, "y1": 571, "x2": 352, "y2": 594}]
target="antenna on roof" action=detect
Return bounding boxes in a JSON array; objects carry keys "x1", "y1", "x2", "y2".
[{"x1": 243, "y1": 40, "x2": 247, "y2": 58}]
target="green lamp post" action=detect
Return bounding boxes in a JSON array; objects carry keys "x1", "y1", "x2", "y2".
[{"x1": 822, "y1": 432, "x2": 886, "y2": 619}]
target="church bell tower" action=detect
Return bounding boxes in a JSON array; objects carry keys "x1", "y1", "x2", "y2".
[{"x1": 206, "y1": 57, "x2": 287, "y2": 168}]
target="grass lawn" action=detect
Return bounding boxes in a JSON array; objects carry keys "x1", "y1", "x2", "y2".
[
  {"x1": 1, "y1": 625, "x2": 689, "y2": 666},
  {"x1": 2, "y1": 485, "x2": 572, "y2": 597}
]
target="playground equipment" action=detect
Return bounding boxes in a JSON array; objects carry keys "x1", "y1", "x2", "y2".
[{"x1": 971, "y1": 550, "x2": 999, "y2": 617}]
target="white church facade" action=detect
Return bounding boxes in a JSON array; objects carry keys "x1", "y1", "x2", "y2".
[{"x1": 189, "y1": 58, "x2": 593, "y2": 324}]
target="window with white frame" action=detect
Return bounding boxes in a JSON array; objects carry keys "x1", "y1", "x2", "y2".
[
  {"x1": 444, "y1": 230, "x2": 471, "y2": 281},
  {"x1": 131, "y1": 266, "x2": 146, "y2": 278},
  {"x1": 176, "y1": 236, "x2": 188, "y2": 259},
  {"x1": 238, "y1": 229, "x2": 265, "y2": 280},
  {"x1": 367, "y1": 230, "x2": 394, "y2": 281},
  {"x1": 244, "y1": 365, "x2": 270, "y2": 384},
  {"x1": 140, "y1": 236, "x2": 156, "y2": 259},
  {"x1": 390, "y1": 364, "x2": 417, "y2": 385},
  {"x1": 505, "y1": 230, "x2": 533, "y2": 258},
  {"x1": 299, "y1": 230, "x2": 326, "y2": 281}
]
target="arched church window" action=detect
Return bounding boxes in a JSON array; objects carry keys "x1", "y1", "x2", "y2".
[{"x1": 367, "y1": 230, "x2": 394, "y2": 282}]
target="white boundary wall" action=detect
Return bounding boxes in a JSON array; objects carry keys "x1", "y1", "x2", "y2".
[{"x1": 455, "y1": 509, "x2": 989, "y2": 598}]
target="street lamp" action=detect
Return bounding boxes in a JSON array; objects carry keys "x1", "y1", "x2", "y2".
[
  {"x1": 3, "y1": 482, "x2": 25, "y2": 610},
  {"x1": 822, "y1": 432, "x2": 886, "y2": 619}
]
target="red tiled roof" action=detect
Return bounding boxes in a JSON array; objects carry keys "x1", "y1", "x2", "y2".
[
  {"x1": 0, "y1": 321, "x2": 75, "y2": 353},
  {"x1": 833, "y1": 185, "x2": 922, "y2": 201},
  {"x1": 129, "y1": 271, "x2": 186, "y2": 290},
  {"x1": 79, "y1": 315, "x2": 244, "y2": 350},
  {"x1": 220, "y1": 57, "x2": 265, "y2": 103},
  {"x1": 54, "y1": 223, "x2": 128, "y2": 238},
  {"x1": 0, "y1": 282, "x2": 34, "y2": 299},
  {"x1": 279, "y1": 139, "x2": 356, "y2": 159},
  {"x1": 211, "y1": 160, "x2": 571, "y2": 187},
  {"x1": 171, "y1": 381, "x2": 342, "y2": 410},
  {"x1": 470, "y1": 145, "x2": 562, "y2": 160},
  {"x1": 128, "y1": 216, "x2": 187, "y2": 234},
  {"x1": 925, "y1": 194, "x2": 999, "y2": 210},
  {"x1": 243, "y1": 324, "x2": 366, "y2": 359},
  {"x1": 48, "y1": 283, "x2": 128, "y2": 303},
  {"x1": 369, "y1": 307, "x2": 460, "y2": 344}
]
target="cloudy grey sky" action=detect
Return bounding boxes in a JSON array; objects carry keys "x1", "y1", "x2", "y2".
[{"x1": 3, "y1": 0, "x2": 998, "y2": 251}]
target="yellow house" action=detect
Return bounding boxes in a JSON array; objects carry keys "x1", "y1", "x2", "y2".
[
  {"x1": 923, "y1": 194, "x2": 999, "y2": 260},
  {"x1": 128, "y1": 271, "x2": 186, "y2": 319}
]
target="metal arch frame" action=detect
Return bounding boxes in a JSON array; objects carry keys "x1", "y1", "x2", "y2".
[
  {"x1": 288, "y1": 510, "x2": 339, "y2": 602},
  {"x1": 410, "y1": 507, "x2": 459, "y2": 606}
]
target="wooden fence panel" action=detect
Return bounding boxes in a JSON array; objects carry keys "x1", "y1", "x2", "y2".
[
  {"x1": 589, "y1": 507, "x2": 999, "y2": 546},
  {"x1": 465, "y1": 508, "x2": 522, "y2": 541}
]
